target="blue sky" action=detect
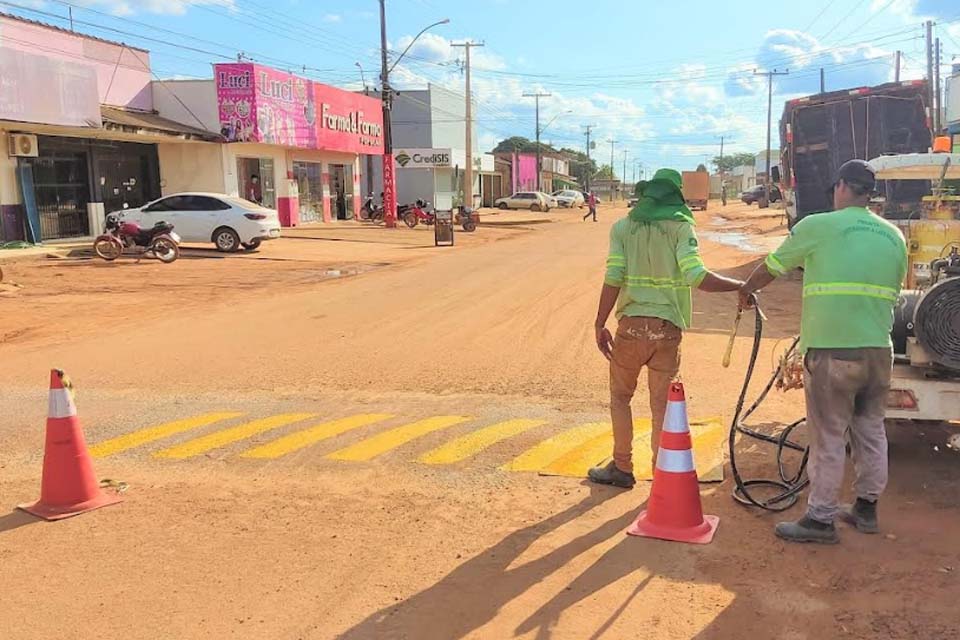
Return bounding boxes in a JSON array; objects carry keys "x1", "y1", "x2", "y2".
[{"x1": 9, "y1": 0, "x2": 960, "y2": 174}]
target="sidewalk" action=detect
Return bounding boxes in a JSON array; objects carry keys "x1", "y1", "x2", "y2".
[{"x1": 0, "y1": 239, "x2": 91, "y2": 263}]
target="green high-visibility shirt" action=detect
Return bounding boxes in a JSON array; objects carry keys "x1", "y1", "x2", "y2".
[
  {"x1": 605, "y1": 218, "x2": 707, "y2": 330},
  {"x1": 764, "y1": 206, "x2": 907, "y2": 352}
]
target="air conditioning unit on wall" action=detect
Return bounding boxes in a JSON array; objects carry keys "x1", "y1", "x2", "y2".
[{"x1": 7, "y1": 133, "x2": 38, "y2": 158}]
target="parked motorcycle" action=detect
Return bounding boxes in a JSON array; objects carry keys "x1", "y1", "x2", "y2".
[
  {"x1": 361, "y1": 195, "x2": 384, "y2": 222},
  {"x1": 94, "y1": 212, "x2": 180, "y2": 263},
  {"x1": 454, "y1": 206, "x2": 479, "y2": 232},
  {"x1": 400, "y1": 199, "x2": 433, "y2": 228}
]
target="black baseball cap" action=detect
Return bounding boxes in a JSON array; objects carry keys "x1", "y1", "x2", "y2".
[{"x1": 834, "y1": 159, "x2": 876, "y2": 192}]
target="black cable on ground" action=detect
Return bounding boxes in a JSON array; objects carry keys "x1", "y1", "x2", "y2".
[{"x1": 728, "y1": 303, "x2": 810, "y2": 512}]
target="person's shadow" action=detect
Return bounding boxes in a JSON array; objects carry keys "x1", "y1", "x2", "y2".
[{"x1": 336, "y1": 484, "x2": 637, "y2": 640}]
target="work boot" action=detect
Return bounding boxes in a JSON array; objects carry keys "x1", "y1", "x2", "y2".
[
  {"x1": 775, "y1": 516, "x2": 839, "y2": 544},
  {"x1": 587, "y1": 461, "x2": 636, "y2": 489},
  {"x1": 838, "y1": 498, "x2": 879, "y2": 534}
]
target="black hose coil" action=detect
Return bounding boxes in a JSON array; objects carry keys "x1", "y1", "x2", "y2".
[{"x1": 914, "y1": 277, "x2": 960, "y2": 370}]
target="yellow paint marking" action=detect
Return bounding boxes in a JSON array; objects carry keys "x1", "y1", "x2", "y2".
[
  {"x1": 90, "y1": 412, "x2": 243, "y2": 457},
  {"x1": 419, "y1": 419, "x2": 547, "y2": 465},
  {"x1": 327, "y1": 416, "x2": 469, "y2": 462},
  {"x1": 540, "y1": 419, "x2": 650, "y2": 477},
  {"x1": 241, "y1": 414, "x2": 393, "y2": 459},
  {"x1": 539, "y1": 417, "x2": 726, "y2": 481},
  {"x1": 154, "y1": 413, "x2": 315, "y2": 459},
  {"x1": 503, "y1": 421, "x2": 612, "y2": 472}
]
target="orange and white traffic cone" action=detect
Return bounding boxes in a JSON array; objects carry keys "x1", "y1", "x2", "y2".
[
  {"x1": 18, "y1": 369, "x2": 122, "y2": 521},
  {"x1": 626, "y1": 382, "x2": 719, "y2": 544}
]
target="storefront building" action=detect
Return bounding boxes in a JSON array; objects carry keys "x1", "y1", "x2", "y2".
[
  {"x1": 362, "y1": 85, "x2": 492, "y2": 210},
  {"x1": 156, "y1": 64, "x2": 384, "y2": 225},
  {"x1": 0, "y1": 14, "x2": 219, "y2": 243}
]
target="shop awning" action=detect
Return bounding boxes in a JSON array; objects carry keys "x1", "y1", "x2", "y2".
[{"x1": 100, "y1": 106, "x2": 221, "y2": 142}]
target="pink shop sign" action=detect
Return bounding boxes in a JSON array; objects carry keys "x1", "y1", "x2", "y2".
[{"x1": 215, "y1": 63, "x2": 383, "y2": 154}]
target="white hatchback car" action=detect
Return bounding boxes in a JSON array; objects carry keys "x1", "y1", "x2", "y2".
[
  {"x1": 494, "y1": 191, "x2": 551, "y2": 212},
  {"x1": 552, "y1": 189, "x2": 585, "y2": 208},
  {"x1": 116, "y1": 193, "x2": 281, "y2": 252}
]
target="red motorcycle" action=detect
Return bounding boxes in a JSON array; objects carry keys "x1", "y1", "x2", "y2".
[
  {"x1": 400, "y1": 199, "x2": 434, "y2": 228},
  {"x1": 94, "y1": 212, "x2": 180, "y2": 263}
]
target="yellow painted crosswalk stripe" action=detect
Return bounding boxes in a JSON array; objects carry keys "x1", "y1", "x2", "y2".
[
  {"x1": 503, "y1": 421, "x2": 612, "y2": 472},
  {"x1": 240, "y1": 414, "x2": 393, "y2": 459},
  {"x1": 154, "y1": 413, "x2": 315, "y2": 459},
  {"x1": 541, "y1": 419, "x2": 651, "y2": 477},
  {"x1": 419, "y1": 419, "x2": 547, "y2": 465},
  {"x1": 90, "y1": 412, "x2": 243, "y2": 458},
  {"x1": 327, "y1": 416, "x2": 469, "y2": 462}
]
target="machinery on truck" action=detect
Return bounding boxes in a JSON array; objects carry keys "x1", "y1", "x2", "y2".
[
  {"x1": 779, "y1": 80, "x2": 932, "y2": 226},
  {"x1": 870, "y1": 150, "x2": 960, "y2": 423},
  {"x1": 681, "y1": 170, "x2": 709, "y2": 211}
]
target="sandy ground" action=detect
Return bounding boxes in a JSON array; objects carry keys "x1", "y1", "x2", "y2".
[{"x1": 1, "y1": 201, "x2": 958, "y2": 639}]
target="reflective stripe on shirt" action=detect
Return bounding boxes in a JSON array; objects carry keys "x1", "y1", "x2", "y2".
[
  {"x1": 802, "y1": 282, "x2": 899, "y2": 302},
  {"x1": 765, "y1": 253, "x2": 787, "y2": 276}
]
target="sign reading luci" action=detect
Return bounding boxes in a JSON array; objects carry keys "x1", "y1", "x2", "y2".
[
  {"x1": 215, "y1": 63, "x2": 384, "y2": 154},
  {"x1": 395, "y1": 148, "x2": 453, "y2": 168}
]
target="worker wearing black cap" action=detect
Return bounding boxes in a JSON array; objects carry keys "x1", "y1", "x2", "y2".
[{"x1": 739, "y1": 159, "x2": 908, "y2": 544}]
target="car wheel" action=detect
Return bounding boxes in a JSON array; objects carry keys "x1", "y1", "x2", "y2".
[
  {"x1": 242, "y1": 239, "x2": 262, "y2": 251},
  {"x1": 530, "y1": 203, "x2": 541, "y2": 212},
  {"x1": 213, "y1": 227, "x2": 241, "y2": 252},
  {"x1": 498, "y1": 202, "x2": 508, "y2": 210}
]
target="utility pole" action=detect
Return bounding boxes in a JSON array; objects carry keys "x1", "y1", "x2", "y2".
[
  {"x1": 608, "y1": 139, "x2": 618, "y2": 202},
  {"x1": 583, "y1": 125, "x2": 594, "y2": 193},
  {"x1": 754, "y1": 68, "x2": 789, "y2": 208},
  {"x1": 895, "y1": 50, "x2": 902, "y2": 83},
  {"x1": 452, "y1": 41, "x2": 483, "y2": 209},
  {"x1": 819, "y1": 67, "x2": 825, "y2": 94},
  {"x1": 68, "y1": 6, "x2": 74, "y2": 31},
  {"x1": 926, "y1": 20, "x2": 934, "y2": 130},
  {"x1": 523, "y1": 91, "x2": 551, "y2": 191},
  {"x1": 718, "y1": 135, "x2": 726, "y2": 205},
  {"x1": 622, "y1": 149, "x2": 629, "y2": 194},
  {"x1": 934, "y1": 37, "x2": 942, "y2": 133},
  {"x1": 379, "y1": 0, "x2": 397, "y2": 228}
]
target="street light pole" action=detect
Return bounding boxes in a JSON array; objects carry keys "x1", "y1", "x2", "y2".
[
  {"x1": 451, "y1": 41, "x2": 484, "y2": 210},
  {"x1": 523, "y1": 91, "x2": 551, "y2": 191},
  {"x1": 378, "y1": 2, "x2": 449, "y2": 228}
]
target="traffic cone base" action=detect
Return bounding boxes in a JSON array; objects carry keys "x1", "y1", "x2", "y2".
[
  {"x1": 627, "y1": 511, "x2": 719, "y2": 545},
  {"x1": 625, "y1": 381, "x2": 719, "y2": 545},
  {"x1": 18, "y1": 492, "x2": 122, "y2": 521}
]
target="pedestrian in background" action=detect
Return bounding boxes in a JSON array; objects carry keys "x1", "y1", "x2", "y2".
[
  {"x1": 583, "y1": 191, "x2": 598, "y2": 222},
  {"x1": 589, "y1": 168, "x2": 743, "y2": 489},
  {"x1": 739, "y1": 160, "x2": 907, "y2": 543}
]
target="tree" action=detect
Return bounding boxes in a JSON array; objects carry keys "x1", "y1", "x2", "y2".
[
  {"x1": 696, "y1": 163, "x2": 708, "y2": 172},
  {"x1": 595, "y1": 164, "x2": 614, "y2": 180},
  {"x1": 560, "y1": 147, "x2": 598, "y2": 186},
  {"x1": 491, "y1": 136, "x2": 559, "y2": 154},
  {"x1": 712, "y1": 152, "x2": 755, "y2": 173}
]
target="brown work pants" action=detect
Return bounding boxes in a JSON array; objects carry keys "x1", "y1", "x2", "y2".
[
  {"x1": 609, "y1": 316, "x2": 682, "y2": 474},
  {"x1": 804, "y1": 347, "x2": 893, "y2": 523}
]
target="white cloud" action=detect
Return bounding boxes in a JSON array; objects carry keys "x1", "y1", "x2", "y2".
[{"x1": 323, "y1": 13, "x2": 341, "y2": 23}]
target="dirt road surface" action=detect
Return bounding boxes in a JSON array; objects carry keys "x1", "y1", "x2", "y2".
[{"x1": 1, "y1": 203, "x2": 958, "y2": 639}]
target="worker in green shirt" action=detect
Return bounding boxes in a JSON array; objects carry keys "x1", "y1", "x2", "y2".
[
  {"x1": 590, "y1": 169, "x2": 743, "y2": 489},
  {"x1": 740, "y1": 159, "x2": 908, "y2": 544}
]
